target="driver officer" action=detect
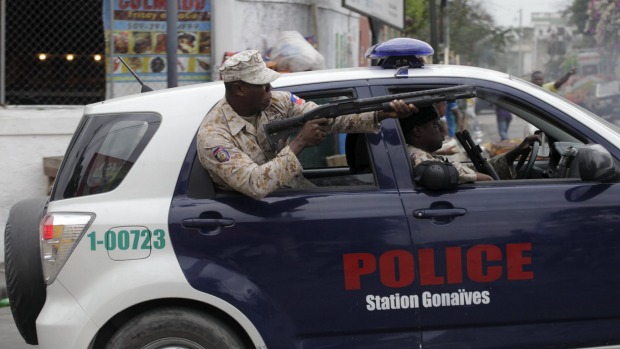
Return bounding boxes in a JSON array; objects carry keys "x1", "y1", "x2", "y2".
[{"x1": 400, "y1": 105, "x2": 540, "y2": 184}]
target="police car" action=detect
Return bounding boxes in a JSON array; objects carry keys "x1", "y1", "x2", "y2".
[{"x1": 5, "y1": 38, "x2": 620, "y2": 349}]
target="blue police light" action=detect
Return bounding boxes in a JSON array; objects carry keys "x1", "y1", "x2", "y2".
[{"x1": 365, "y1": 37, "x2": 434, "y2": 69}]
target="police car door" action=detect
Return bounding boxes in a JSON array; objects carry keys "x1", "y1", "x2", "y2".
[
  {"x1": 378, "y1": 80, "x2": 620, "y2": 349},
  {"x1": 169, "y1": 83, "x2": 421, "y2": 349}
]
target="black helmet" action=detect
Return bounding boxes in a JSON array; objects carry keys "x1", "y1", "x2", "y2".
[{"x1": 413, "y1": 160, "x2": 459, "y2": 190}]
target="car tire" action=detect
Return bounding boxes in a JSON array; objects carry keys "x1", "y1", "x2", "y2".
[
  {"x1": 105, "y1": 307, "x2": 247, "y2": 349},
  {"x1": 4, "y1": 197, "x2": 49, "y2": 345}
]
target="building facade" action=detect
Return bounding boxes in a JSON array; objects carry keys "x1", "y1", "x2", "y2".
[{"x1": 0, "y1": 0, "x2": 401, "y2": 260}]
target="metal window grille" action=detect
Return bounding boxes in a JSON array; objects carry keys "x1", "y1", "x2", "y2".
[
  {"x1": 3, "y1": 0, "x2": 106, "y2": 105},
  {"x1": 1, "y1": 0, "x2": 213, "y2": 105}
]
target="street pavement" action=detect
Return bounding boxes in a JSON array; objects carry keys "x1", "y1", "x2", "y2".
[
  {"x1": 470, "y1": 108, "x2": 530, "y2": 144},
  {"x1": 1, "y1": 262, "x2": 38, "y2": 348},
  {"x1": 0, "y1": 110, "x2": 526, "y2": 348}
]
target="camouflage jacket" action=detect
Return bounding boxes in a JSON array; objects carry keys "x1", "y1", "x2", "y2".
[
  {"x1": 197, "y1": 91, "x2": 380, "y2": 199},
  {"x1": 405, "y1": 144, "x2": 513, "y2": 183}
]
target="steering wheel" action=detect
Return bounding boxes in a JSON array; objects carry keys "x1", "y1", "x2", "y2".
[{"x1": 514, "y1": 140, "x2": 540, "y2": 179}]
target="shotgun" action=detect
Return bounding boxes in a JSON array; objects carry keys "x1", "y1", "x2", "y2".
[{"x1": 264, "y1": 84, "x2": 476, "y2": 151}]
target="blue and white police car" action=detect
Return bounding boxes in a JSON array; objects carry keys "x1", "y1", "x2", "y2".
[{"x1": 5, "y1": 38, "x2": 620, "y2": 349}]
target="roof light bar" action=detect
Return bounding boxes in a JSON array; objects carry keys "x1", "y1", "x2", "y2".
[{"x1": 365, "y1": 37, "x2": 434, "y2": 69}]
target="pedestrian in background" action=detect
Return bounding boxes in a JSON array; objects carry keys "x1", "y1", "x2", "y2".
[
  {"x1": 495, "y1": 105, "x2": 512, "y2": 141},
  {"x1": 444, "y1": 100, "x2": 462, "y2": 138},
  {"x1": 531, "y1": 68, "x2": 576, "y2": 93}
]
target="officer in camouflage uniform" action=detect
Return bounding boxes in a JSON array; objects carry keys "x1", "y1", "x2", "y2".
[
  {"x1": 400, "y1": 105, "x2": 541, "y2": 184},
  {"x1": 197, "y1": 50, "x2": 416, "y2": 199}
]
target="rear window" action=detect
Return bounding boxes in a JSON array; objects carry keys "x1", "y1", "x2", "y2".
[{"x1": 51, "y1": 112, "x2": 161, "y2": 200}]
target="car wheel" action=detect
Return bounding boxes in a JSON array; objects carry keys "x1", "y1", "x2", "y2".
[
  {"x1": 105, "y1": 307, "x2": 247, "y2": 349},
  {"x1": 4, "y1": 197, "x2": 49, "y2": 345}
]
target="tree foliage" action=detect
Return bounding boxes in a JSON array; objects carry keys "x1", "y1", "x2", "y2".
[
  {"x1": 568, "y1": 0, "x2": 620, "y2": 74},
  {"x1": 404, "y1": 0, "x2": 431, "y2": 39},
  {"x1": 568, "y1": 0, "x2": 590, "y2": 33},
  {"x1": 404, "y1": 0, "x2": 510, "y2": 67}
]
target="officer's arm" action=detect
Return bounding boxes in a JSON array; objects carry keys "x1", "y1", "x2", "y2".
[{"x1": 553, "y1": 68, "x2": 576, "y2": 89}]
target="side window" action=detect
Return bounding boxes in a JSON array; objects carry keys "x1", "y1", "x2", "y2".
[
  {"x1": 52, "y1": 113, "x2": 161, "y2": 200},
  {"x1": 295, "y1": 94, "x2": 350, "y2": 169},
  {"x1": 391, "y1": 84, "x2": 589, "y2": 187},
  {"x1": 289, "y1": 91, "x2": 376, "y2": 189},
  {"x1": 474, "y1": 94, "x2": 583, "y2": 180},
  {"x1": 185, "y1": 89, "x2": 378, "y2": 200}
]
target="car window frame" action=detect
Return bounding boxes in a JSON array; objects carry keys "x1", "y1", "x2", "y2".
[
  {"x1": 185, "y1": 82, "x2": 387, "y2": 199},
  {"x1": 51, "y1": 112, "x2": 162, "y2": 201},
  {"x1": 368, "y1": 77, "x2": 620, "y2": 189}
]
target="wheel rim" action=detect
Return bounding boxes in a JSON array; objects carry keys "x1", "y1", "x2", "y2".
[{"x1": 142, "y1": 337, "x2": 206, "y2": 349}]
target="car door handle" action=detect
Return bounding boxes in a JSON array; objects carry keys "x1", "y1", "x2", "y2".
[
  {"x1": 182, "y1": 218, "x2": 235, "y2": 228},
  {"x1": 413, "y1": 208, "x2": 467, "y2": 219}
]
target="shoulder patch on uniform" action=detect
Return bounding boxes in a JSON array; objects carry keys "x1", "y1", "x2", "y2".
[
  {"x1": 291, "y1": 94, "x2": 304, "y2": 105},
  {"x1": 213, "y1": 146, "x2": 230, "y2": 162}
]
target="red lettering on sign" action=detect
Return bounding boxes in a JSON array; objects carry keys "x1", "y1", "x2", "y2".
[
  {"x1": 119, "y1": 0, "x2": 129, "y2": 10},
  {"x1": 467, "y1": 244, "x2": 502, "y2": 282},
  {"x1": 379, "y1": 250, "x2": 415, "y2": 288},
  {"x1": 118, "y1": 0, "x2": 205, "y2": 11},
  {"x1": 343, "y1": 253, "x2": 376, "y2": 290},
  {"x1": 419, "y1": 248, "x2": 444, "y2": 285},
  {"x1": 507, "y1": 242, "x2": 533, "y2": 280},
  {"x1": 445, "y1": 246, "x2": 463, "y2": 284},
  {"x1": 342, "y1": 243, "x2": 534, "y2": 291},
  {"x1": 155, "y1": 0, "x2": 166, "y2": 9}
]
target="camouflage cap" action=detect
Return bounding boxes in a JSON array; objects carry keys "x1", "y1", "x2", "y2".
[{"x1": 219, "y1": 50, "x2": 280, "y2": 85}]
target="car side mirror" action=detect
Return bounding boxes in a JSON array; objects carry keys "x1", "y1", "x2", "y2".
[{"x1": 578, "y1": 144, "x2": 620, "y2": 182}]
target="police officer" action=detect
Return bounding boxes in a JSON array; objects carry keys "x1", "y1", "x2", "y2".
[
  {"x1": 197, "y1": 50, "x2": 417, "y2": 199},
  {"x1": 400, "y1": 105, "x2": 540, "y2": 187}
]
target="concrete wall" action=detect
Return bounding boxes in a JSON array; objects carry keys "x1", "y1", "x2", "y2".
[
  {"x1": 0, "y1": 106, "x2": 83, "y2": 261},
  {"x1": 211, "y1": 0, "x2": 361, "y2": 73}
]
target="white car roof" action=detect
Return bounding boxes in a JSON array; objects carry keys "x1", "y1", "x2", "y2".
[
  {"x1": 270, "y1": 64, "x2": 513, "y2": 88},
  {"x1": 81, "y1": 63, "x2": 620, "y2": 148},
  {"x1": 83, "y1": 64, "x2": 514, "y2": 117}
]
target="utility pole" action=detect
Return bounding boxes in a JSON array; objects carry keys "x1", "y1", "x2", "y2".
[
  {"x1": 370, "y1": 18, "x2": 383, "y2": 45},
  {"x1": 518, "y1": 8, "x2": 523, "y2": 76},
  {"x1": 1, "y1": 0, "x2": 5, "y2": 104},
  {"x1": 166, "y1": 0, "x2": 178, "y2": 88},
  {"x1": 429, "y1": 0, "x2": 439, "y2": 63},
  {"x1": 443, "y1": 1, "x2": 450, "y2": 64}
]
